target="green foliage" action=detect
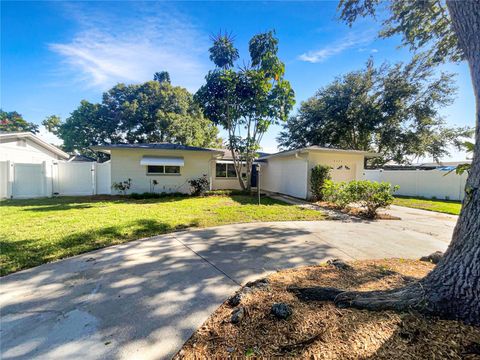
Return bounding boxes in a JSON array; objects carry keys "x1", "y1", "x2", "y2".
[
  {"x1": 209, "y1": 32, "x2": 239, "y2": 69},
  {"x1": 188, "y1": 175, "x2": 210, "y2": 196},
  {"x1": 278, "y1": 58, "x2": 472, "y2": 165},
  {"x1": 153, "y1": 71, "x2": 171, "y2": 84},
  {"x1": 44, "y1": 78, "x2": 221, "y2": 158},
  {"x1": 450, "y1": 141, "x2": 474, "y2": 175},
  {"x1": 196, "y1": 30, "x2": 295, "y2": 190},
  {"x1": 130, "y1": 192, "x2": 185, "y2": 199},
  {"x1": 111, "y1": 178, "x2": 131, "y2": 195},
  {"x1": 323, "y1": 180, "x2": 398, "y2": 218},
  {"x1": 338, "y1": 0, "x2": 463, "y2": 65},
  {"x1": 0, "y1": 110, "x2": 39, "y2": 133},
  {"x1": 310, "y1": 165, "x2": 332, "y2": 201}
]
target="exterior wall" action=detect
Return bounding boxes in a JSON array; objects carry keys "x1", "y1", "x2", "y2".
[
  {"x1": 110, "y1": 149, "x2": 215, "y2": 194},
  {"x1": 0, "y1": 138, "x2": 63, "y2": 163},
  {"x1": 211, "y1": 162, "x2": 246, "y2": 190},
  {"x1": 260, "y1": 155, "x2": 308, "y2": 199},
  {"x1": 364, "y1": 169, "x2": 467, "y2": 201},
  {"x1": 306, "y1": 152, "x2": 364, "y2": 199}
]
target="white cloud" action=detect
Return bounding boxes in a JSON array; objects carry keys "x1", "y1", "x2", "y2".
[
  {"x1": 49, "y1": 5, "x2": 208, "y2": 91},
  {"x1": 37, "y1": 126, "x2": 62, "y2": 146},
  {"x1": 299, "y1": 31, "x2": 376, "y2": 63}
]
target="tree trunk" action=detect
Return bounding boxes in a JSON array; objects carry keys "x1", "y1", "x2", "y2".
[
  {"x1": 420, "y1": 0, "x2": 480, "y2": 324},
  {"x1": 292, "y1": 0, "x2": 480, "y2": 325}
]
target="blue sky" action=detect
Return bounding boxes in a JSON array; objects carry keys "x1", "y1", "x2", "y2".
[{"x1": 1, "y1": 1, "x2": 475, "y2": 160}]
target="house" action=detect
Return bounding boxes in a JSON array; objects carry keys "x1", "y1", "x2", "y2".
[
  {"x1": 0, "y1": 132, "x2": 69, "y2": 199},
  {"x1": 0, "y1": 132, "x2": 69, "y2": 163},
  {"x1": 92, "y1": 143, "x2": 377, "y2": 199},
  {"x1": 260, "y1": 146, "x2": 378, "y2": 199}
]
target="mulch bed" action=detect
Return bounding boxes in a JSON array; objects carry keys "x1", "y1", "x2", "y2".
[{"x1": 175, "y1": 259, "x2": 480, "y2": 359}]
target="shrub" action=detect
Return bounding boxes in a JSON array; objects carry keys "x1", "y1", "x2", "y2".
[
  {"x1": 112, "y1": 178, "x2": 131, "y2": 195},
  {"x1": 323, "y1": 179, "x2": 398, "y2": 218},
  {"x1": 310, "y1": 165, "x2": 332, "y2": 200},
  {"x1": 188, "y1": 175, "x2": 209, "y2": 196},
  {"x1": 347, "y1": 180, "x2": 399, "y2": 218},
  {"x1": 130, "y1": 192, "x2": 185, "y2": 199}
]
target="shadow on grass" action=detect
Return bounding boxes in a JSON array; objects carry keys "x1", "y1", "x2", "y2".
[{"x1": 0, "y1": 218, "x2": 200, "y2": 276}]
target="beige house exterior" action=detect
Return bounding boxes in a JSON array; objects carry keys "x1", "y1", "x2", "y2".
[
  {"x1": 93, "y1": 143, "x2": 376, "y2": 199},
  {"x1": 260, "y1": 146, "x2": 377, "y2": 199}
]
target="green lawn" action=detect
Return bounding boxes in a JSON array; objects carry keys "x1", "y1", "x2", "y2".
[
  {"x1": 0, "y1": 195, "x2": 323, "y2": 276},
  {"x1": 393, "y1": 196, "x2": 462, "y2": 215}
]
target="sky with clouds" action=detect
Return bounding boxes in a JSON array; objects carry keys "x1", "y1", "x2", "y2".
[{"x1": 1, "y1": 1, "x2": 475, "y2": 160}]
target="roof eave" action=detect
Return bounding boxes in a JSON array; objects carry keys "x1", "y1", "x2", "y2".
[{"x1": 0, "y1": 132, "x2": 69, "y2": 159}]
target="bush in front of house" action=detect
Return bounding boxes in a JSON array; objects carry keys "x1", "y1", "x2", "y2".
[
  {"x1": 322, "y1": 179, "x2": 398, "y2": 218},
  {"x1": 130, "y1": 192, "x2": 186, "y2": 199},
  {"x1": 310, "y1": 165, "x2": 332, "y2": 201},
  {"x1": 112, "y1": 178, "x2": 132, "y2": 195},
  {"x1": 188, "y1": 175, "x2": 210, "y2": 196}
]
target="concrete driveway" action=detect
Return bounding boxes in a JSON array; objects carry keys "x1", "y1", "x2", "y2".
[{"x1": 1, "y1": 206, "x2": 457, "y2": 360}]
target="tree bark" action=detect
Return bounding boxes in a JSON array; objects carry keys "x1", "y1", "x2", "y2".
[{"x1": 292, "y1": 0, "x2": 480, "y2": 325}]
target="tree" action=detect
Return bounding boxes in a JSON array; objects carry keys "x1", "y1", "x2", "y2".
[
  {"x1": 45, "y1": 78, "x2": 221, "y2": 158},
  {"x1": 0, "y1": 110, "x2": 39, "y2": 133},
  {"x1": 195, "y1": 31, "x2": 295, "y2": 191},
  {"x1": 292, "y1": 0, "x2": 480, "y2": 325},
  {"x1": 154, "y1": 71, "x2": 171, "y2": 84},
  {"x1": 278, "y1": 58, "x2": 472, "y2": 165}
]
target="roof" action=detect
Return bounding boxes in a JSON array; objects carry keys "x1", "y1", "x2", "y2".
[
  {"x1": 210, "y1": 148, "x2": 271, "y2": 160},
  {"x1": 68, "y1": 154, "x2": 97, "y2": 162},
  {"x1": 0, "y1": 132, "x2": 69, "y2": 159},
  {"x1": 259, "y1": 146, "x2": 380, "y2": 160},
  {"x1": 91, "y1": 143, "x2": 224, "y2": 155}
]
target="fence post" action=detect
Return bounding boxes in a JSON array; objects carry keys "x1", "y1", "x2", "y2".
[
  {"x1": 6, "y1": 161, "x2": 13, "y2": 198},
  {"x1": 91, "y1": 163, "x2": 97, "y2": 195}
]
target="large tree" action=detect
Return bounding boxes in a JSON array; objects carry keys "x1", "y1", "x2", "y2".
[
  {"x1": 278, "y1": 58, "x2": 472, "y2": 165},
  {"x1": 195, "y1": 31, "x2": 295, "y2": 191},
  {"x1": 0, "y1": 110, "x2": 39, "y2": 133},
  {"x1": 292, "y1": 0, "x2": 480, "y2": 325},
  {"x1": 44, "y1": 76, "x2": 221, "y2": 157}
]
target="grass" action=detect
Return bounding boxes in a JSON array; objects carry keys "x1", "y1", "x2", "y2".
[
  {"x1": 0, "y1": 194, "x2": 323, "y2": 276},
  {"x1": 393, "y1": 196, "x2": 462, "y2": 215},
  {"x1": 177, "y1": 259, "x2": 480, "y2": 359}
]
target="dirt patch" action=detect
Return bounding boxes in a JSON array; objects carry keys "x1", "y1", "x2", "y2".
[{"x1": 175, "y1": 259, "x2": 479, "y2": 359}]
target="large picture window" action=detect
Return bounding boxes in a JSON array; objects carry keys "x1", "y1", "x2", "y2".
[
  {"x1": 147, "y1": 165, "x2": 180, "y2": 175},
  {"x1": 216, "y1": 163, "x2": 237, "y2": 178}
]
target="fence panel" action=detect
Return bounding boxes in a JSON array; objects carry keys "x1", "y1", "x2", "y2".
[
  {"x1": 55, "y1": 162, "x2": 95, "y2": 196},
  {"x1": 96, "y1": 162, "x2": 111, "y2": 195},
  {"x1": 12, "y1": 163, "x2": 45, "y2": 198},
  {"x1": 364, "y1": 169, "x2": 467, "y2": 201}
]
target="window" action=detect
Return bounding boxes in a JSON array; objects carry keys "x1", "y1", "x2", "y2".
[
  {"x1": 147, "y1": 165, "x2": 180, "y2": 175},
  {"x1": 216, "y1": 163, "x2": 237, "y2": 178}
]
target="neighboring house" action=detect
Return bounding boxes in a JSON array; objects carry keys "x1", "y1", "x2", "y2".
[
  {"x1": 68, "y1": 154, "x2": 97, "y2": 162},
  {"x1": 0, "y1": 132, "x2": 69, "y2": 199},
  {"x1": 92, "y1": 143, "x2": 376, "y2": 199},
  {"x1": 0, "y1": 132, "x2": 69, "y2": 163}
]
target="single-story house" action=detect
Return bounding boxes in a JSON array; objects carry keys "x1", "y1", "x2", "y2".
[
  {"x1": 92, "y1": 143, "x2": 377, "y2": 199},
  {"x1": 0, "y1": 132, "x2": 69, "y2": 163},
  {"x1": 0, "y1": 132, "x2": 70, "y2": 199}
]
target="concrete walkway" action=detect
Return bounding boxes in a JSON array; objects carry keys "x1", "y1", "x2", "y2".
[{"x1": 1, "y1": 206, "x2": 457, "y2": 360}]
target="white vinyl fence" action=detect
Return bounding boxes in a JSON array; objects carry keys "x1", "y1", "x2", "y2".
[
  {"x1": 364, "y1": 169, "x2": 467, "y2": 201},
  {"x1": 0, "y1": 161, "x2": 111, "y2": 199}
]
